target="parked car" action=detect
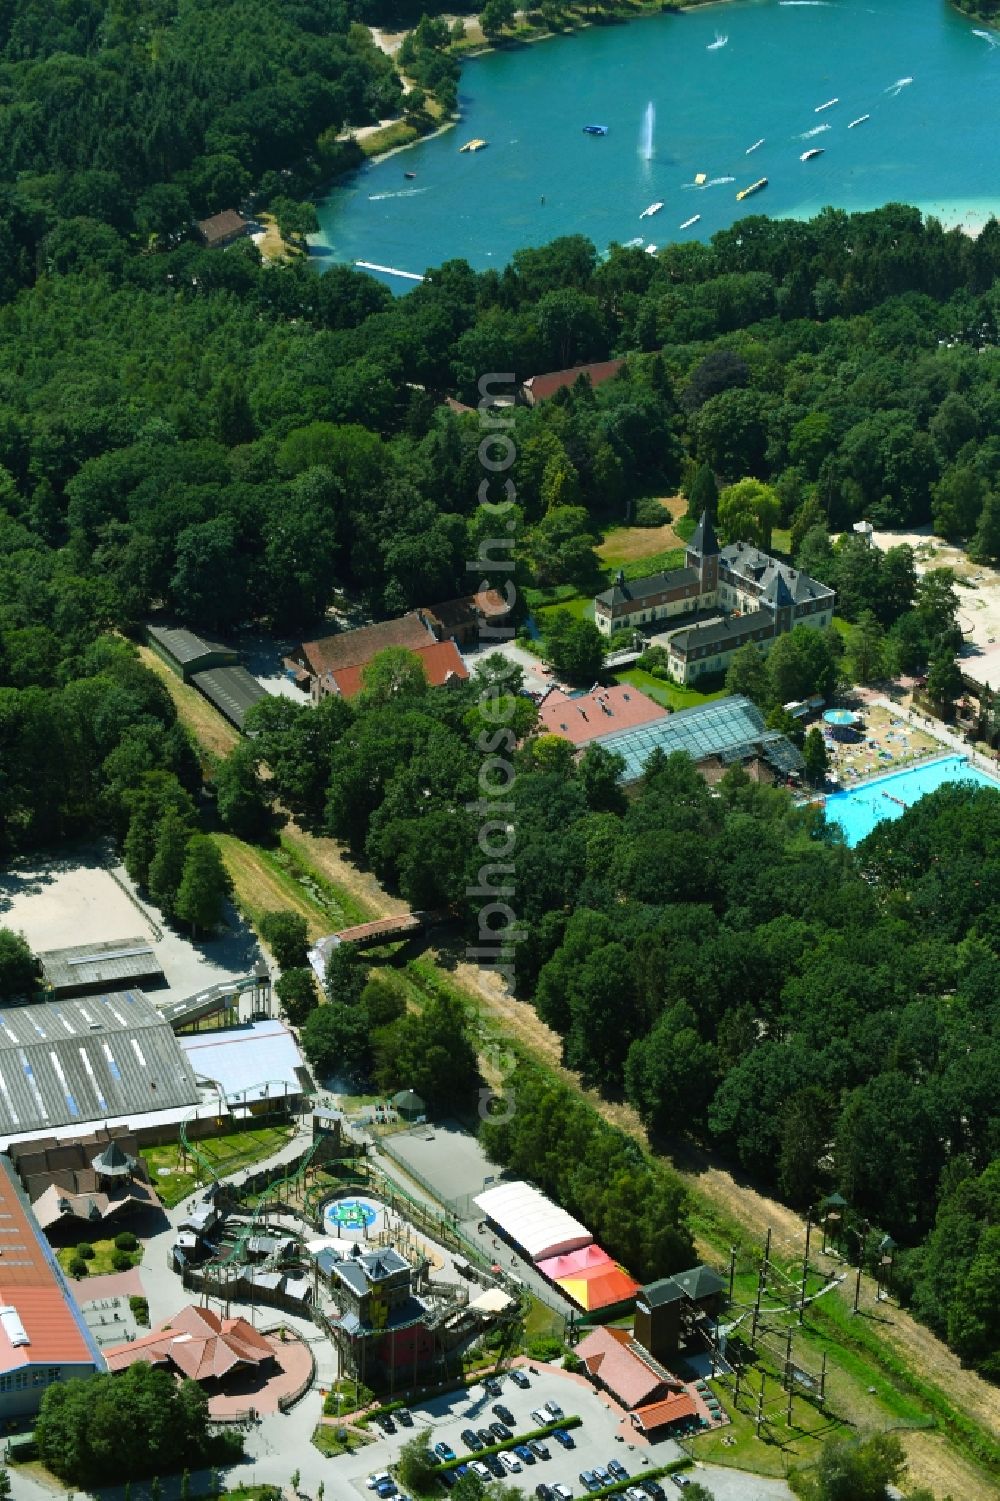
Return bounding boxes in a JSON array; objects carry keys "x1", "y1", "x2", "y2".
[
  {"x1": 485, "y1": 1455, "x2": 505, "y2": 1479},
  {"x1": 492, "y1": 1403, "x2": 516, "y2": 1426},
  {"x1": 593, "y1": 1467, "x2": 611, "y2": 1487},
  {"x1": 471, "y1": 1462, "x2": 491, "y2": 1481},
  {"x1": 367, "y1": 1474, "x2": 391, "y2": 1491},
  {"x1": 490, "y1": 1421, "x2": 513, "y2": 1442},
  {"x1": 544, "y1": 1401, "x2": 564, "y2": 1420},
  {"x1": 642, "y1": 1483, "x2": 666, "y2": 1499},
  {"x1": 501, "y1": 1452, "x2": 522, "y2": 1474},
  {"x1": 375, "y1": 1485, "x2": 397, "y2": 1501},
  {"x1": 530, "y1": 1408, "x2": 549, "y2": 1427},
  {"x1": 529, "y1": 1439, "x2": 550, "y2": 1460},
  {"x1": 484, "y1": 1377, "x2": 503, "y2": 1396},
  {"x1": 376, "y1": 1414, "x2": 396, "y2": 1434},
  {"x1": 626, "y1": 1489, "x2": 649, "y2": 1501},
  {"x1": 553, "y1": 1487, "x2": 573, "y2": 1501},
  {"x1": 434, "y1": 1442, "x2": 457, "y2": 1463},
  {"x1": 672, "y1": 1480, "x2": 690, "y2": 1490},
  {"x1": 397, "y1": 1409, "x2": 413, "y2": 1428},
  {"x1": 515, "y1": 1444, "x2": 536, "y2": 1465},
  {"x1": 535, "y1": 1487, "x2": 554, "y2": 1501},
  {"x1": 438, "y1": 1473, "x2": 456, "y2": 1491},
  {"x1": 553, "y1": 1429, "x2": 575, "y2": 1449},
  {"x1": 477, "y1": 1429, "x2": 494, "y2": 1447},
  {"x1": 608, "y1": 1460, "x2": 628, "y2": 1482},
  {"x1": 511, "y1": 1370, "x2": 531, "y2": 1389},
  {"x1": 579, "y1": 1472, "x2": 601, "y2": 1493},
  {"x1": 461, "y1": 1428, "x2": 483, "y2": 1451}
]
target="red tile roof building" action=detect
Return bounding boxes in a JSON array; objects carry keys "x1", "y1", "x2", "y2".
[
  {"x1": 316, "y1": 639, "x2": 468, "y2": 701},
  {"x1": 0, "y1": 1158, "x2": 102, "y2": 1419},
  {"x1": 103, "y1": 1304, "x2": 274, "y2": 1384},
  {"x1": 574, "y1": 1326, "x2": 673, "y2": 1409},
  {"x1": 521, "y1": 359, "x2": 625, "y2": 405},
  {"x1": 536, "y1": 684, "x2": 667, "y2": 747}
]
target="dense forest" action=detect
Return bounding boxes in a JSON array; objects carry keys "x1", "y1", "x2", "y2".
[
  {"x1": 1, "y1": 46, "x2": 1000, "y2": 1377},
  {"x1": 0, "y1": 0, "x2": 408, "y2": 298}
]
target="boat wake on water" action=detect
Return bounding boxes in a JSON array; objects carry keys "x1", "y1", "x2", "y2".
[
  {"x1": 367, "y1": 188, "x2": 429, "y2": 200},
  {"x1": 779, "y1": 2, "x2": 831, "y2": 6},
  {"x1": 885, "y1": 75, "x2": 914, "y2": 94},
  {"x1": 707, "y1": 31, "x2": 728, "y2": 49},
  {"x1": 972, "y1": 28, "x2": 999, "y2": 47},
  {"x1": 706, "y1": 175, "x2": 735, "y2": 185},
  {"x1": 799, "y1": 123, "x2": 832, "y2": 138}
]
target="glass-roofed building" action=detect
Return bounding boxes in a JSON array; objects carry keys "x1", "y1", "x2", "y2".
[{"x1": 590, "y1": 694, "x2": 804, "y2": 784}]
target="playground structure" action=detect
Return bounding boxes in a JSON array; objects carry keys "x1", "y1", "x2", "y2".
[
  {"x1": 178, "y1": 1117, "x2": 523, "y2": 1396},
  {"x1": 694, "y1": 1222, "x2": 845, "y2": 1445}
]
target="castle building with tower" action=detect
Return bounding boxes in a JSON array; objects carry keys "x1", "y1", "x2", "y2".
[{"x1": 594, "y1": 512, "x2": 836, "y2": 685}]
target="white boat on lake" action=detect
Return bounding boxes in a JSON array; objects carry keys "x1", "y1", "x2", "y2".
[
  {"x1": 639, "y1": 201, "x2": 664, "y2": 218},
  {"x1": 679, "y1": 214, "x2": 701, "y2": 229},
  {"x1": 814, "y1": 97, "x2": 839, "y2": 111},
  {"x1": 746, "y1": 138, "x2": 765, "y2": 154},
  {"x1": 847, "y1": 113, "x2": 870, "y2": 127},
  {"x1": 707, "y1": 31, "x2": 728, "y2": 49}
]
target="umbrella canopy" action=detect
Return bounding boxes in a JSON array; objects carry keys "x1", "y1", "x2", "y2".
[{"x1": 391, "y1": 1088, "x2": 426, "y2": 1116}]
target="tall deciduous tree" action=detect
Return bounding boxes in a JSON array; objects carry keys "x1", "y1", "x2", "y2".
[
  {"x1": 174, "y1": 836, "x2": 230, "y2": 936},
  {"x1": 0, "y1": 928, "x2": 36, "y2": 1000}
]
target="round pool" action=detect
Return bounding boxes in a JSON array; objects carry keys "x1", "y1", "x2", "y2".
[{"x1": 323, "y1": 1195, "x2": 384, "y2": 1238}]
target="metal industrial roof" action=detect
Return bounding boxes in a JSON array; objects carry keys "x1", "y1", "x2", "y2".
[
  {"x1": 0, "y1": 991, "x2": 199, "y2": 1136},
  {"x1": 474, "y1": 1180, "x2": 593, "y2": 1262},
  {"x1": 146, "y1": 624, "x2": 234, "y2": 667},
  {"x1": 190, "y1": 666, "x2": 266, "y2": 730},
  {"x1": 38, "y1": 938, "x2": 165, "y2": 995},
  {"x1": 178, "y1": 1020, "x2": 305, "y2": 1104}
]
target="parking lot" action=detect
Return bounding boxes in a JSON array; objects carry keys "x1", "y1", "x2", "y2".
[{"x1": 331, "y1": 1364, "x2": 680, "y2": 1500}]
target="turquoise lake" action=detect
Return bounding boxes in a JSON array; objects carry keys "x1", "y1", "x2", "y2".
[{"x1": 313, "y1": 0, "x2": 1000, "y2": 286}]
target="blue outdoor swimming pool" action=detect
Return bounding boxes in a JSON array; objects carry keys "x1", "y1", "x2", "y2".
[{"x1": 823, "y1": 755, "x2": 1000, "y2": 847}]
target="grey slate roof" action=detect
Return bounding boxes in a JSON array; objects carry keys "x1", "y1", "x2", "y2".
[
  {"x1": 0, "y1": 991, "x2": 200, "y2": 1136},
  {"x1": 639, "y1": 1277, "x2": 686, "y2": 1308},
  {"x1": 687, "y1": 510, "x2": 718, "y2": 557},
  {"x1": 720, "y1": 542, "x2": 833, "y2": 605},
  {"x1": 91, "y1": 1137, "x2": 136, "y2": 1178},
  {"x1": 669, "y1": 613, "x2": 772, "y2": 655},
  {"x1": 595, "y1": 566, "x2": 700, "y2": 610},
  {"x1": 671, "y1": 1264, "x2": 725, "y2": 1301}
]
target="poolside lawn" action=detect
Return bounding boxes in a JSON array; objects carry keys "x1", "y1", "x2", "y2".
[
  {"x1": 821, "y1": 702, "x2": 940, "y2": 790},
  {"x1": 616, "y1": 667, "x2": 727, "y2": 713}
]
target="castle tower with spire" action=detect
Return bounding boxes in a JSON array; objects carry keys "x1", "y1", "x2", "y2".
[{"x1": 685, "y1": 510, "x2": 719, "y2": 598}]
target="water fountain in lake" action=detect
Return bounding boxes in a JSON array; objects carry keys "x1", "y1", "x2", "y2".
[{"x1": 639, "y1": 100, "x2": 655, "y2": 160}]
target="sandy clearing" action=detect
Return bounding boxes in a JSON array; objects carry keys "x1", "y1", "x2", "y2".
[{"x1": 869, "y1": 526, "x2": 1000, "y2": 692}]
